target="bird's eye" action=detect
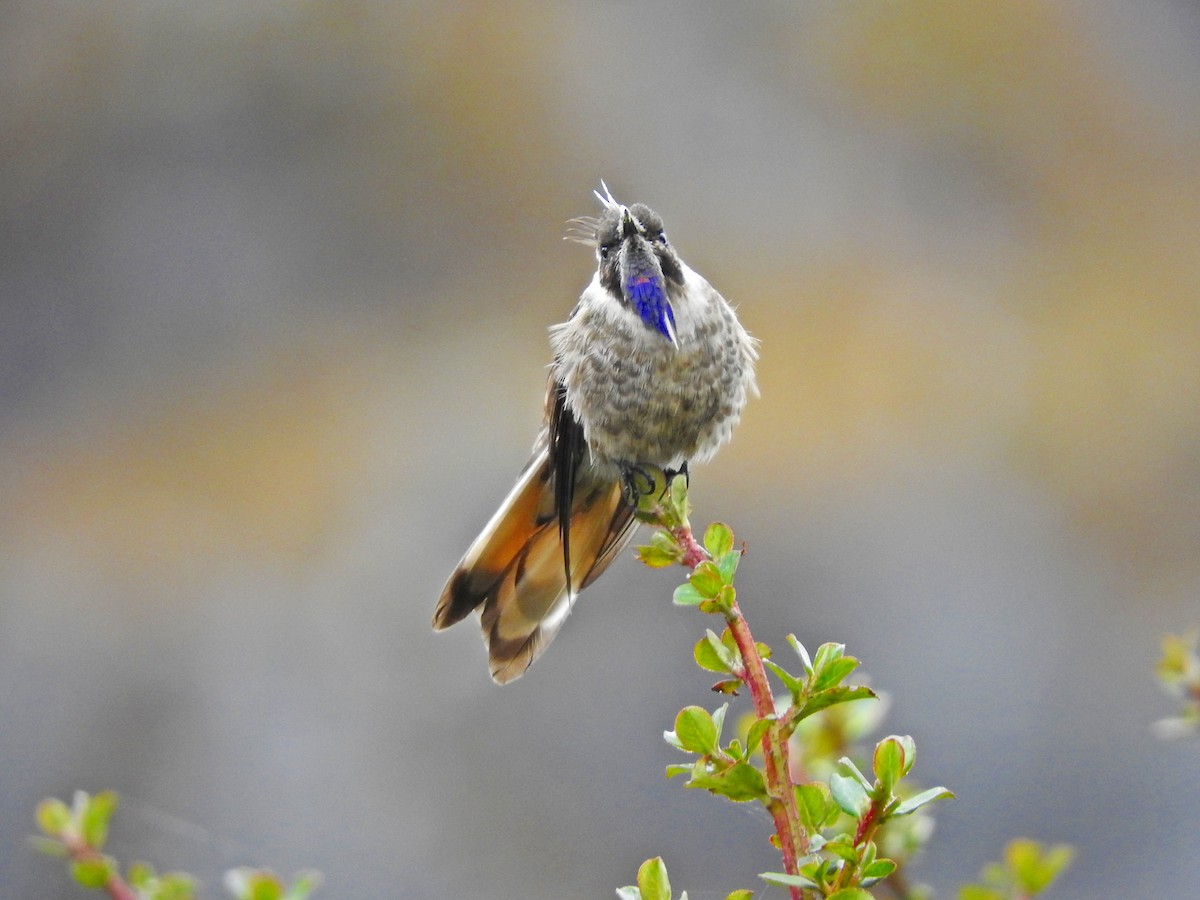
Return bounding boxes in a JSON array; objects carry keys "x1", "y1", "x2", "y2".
[
  {"x1": 656, "y1": 231, "x2": 668, "y2": 244},
  {"x1": 599, "y1": 242, "x2": 614, "y2": 259}
]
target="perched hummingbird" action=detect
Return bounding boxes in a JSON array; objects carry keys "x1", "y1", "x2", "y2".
[{"x1": 434, "y1": 185, "x2": 758, "y2": 683}]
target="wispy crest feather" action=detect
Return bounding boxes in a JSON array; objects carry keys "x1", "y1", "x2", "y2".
[
  {"x1": 593, "y1": 179, "x2": 621, "y2": 211},
  {"x1": 564, "y1": 216, "x2": 600, "y2": 247},
  {"x1": 564, "y1": 181, "x2": 625, "y2": 247}
]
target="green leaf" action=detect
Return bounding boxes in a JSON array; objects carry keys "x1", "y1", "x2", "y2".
[
  {"x1": 836, "y1": 758, "x2": 873, "y2": 791},
  {"x1": 153, "y1": 872, "x2": 199, "y2": 900},
  {"x1": 665, "y1": 764, "x2": 691, "y2": 779},
  {"x1": 763, "y1": 659, "x2": 804, "y2": 698},
  {"x1": 284, "y1": 870, "x2": 323, "y2": 900},
  {"x1": 695, "y1": 630, "x2": 739, "y2": 673},
  {"x1": 958, "y1": 888, "x2": 1005, "y2": 900},
  {"x1": 861, "y1": 858, "x2": 897, "y2": 885},
  {"x1": 760, "y1": 871, "x2": 820, "y2": 889},
  {"x1": 71, "y1": 855, "x2": 114, "y2": 889},
  {"x1": 253, "y1": 876, "x2": 284, "y2": 900},
  {"x1": 128, "y1": 862, "x2": 155, "y2": 887},
  {"x1": 790, "y1": 685, "x2": 876, "y2": 725},
  {"x1": 703, "y1": 522, "x2": 735, "y2": 559},
  {"x1": 714, "y1": 584, "x2": 736, "y2": 613},
  {"x1": 689, "y1": 760, "x2": 767, "y2": 802},
  {"x1": 673, "y1": 583, "x2": 705, "y2": 607},
  {"x1": 744, "y1": 717, "x2": 773, "y2": 756},
  {"x1": 1005, "y1": 838, "x2": 1041, "y2": 882},
  {"x1": 1039, "y1": 844, "x2": 1075, "y2": 885},
  {"x1": 81, "y1": 790, "x2": 118, "y2": 849},
  {"x1": 615, "y1": 887, "x2": 641, "y2": 900},
  {"x1": 795, "y1": 782, "x2": 835, "y2": 832},
  {"x1": 859, "y1": 840, "x2": 877, "y2": 870},
  {"x1": 829, "y1": 771, "x2": 870, "y2": 818},
  {"x1": 35, "y1": 798, "x2": 71, "y2": 836},
  {"x1": 636, "y1": 856, "x2": 672, "y2": 900},
  {"x1": 811, "y1": 641, "x2": 844, "y2": 672},
  {"x1": 673, "y1": 706, "x2": 719, "y2": 755},
  {"x1": 711, "y1": 679, "x2": 743, "y2": 694},
  {"x1": 892, "y1": 786, "x2": 955, "y2": 817},
  {"x1": 893, "y1": 735, "x2": 917, "y2": 776},
  {"x1": 1006, "y1": 839, "x2": 1074, "y2": 893},
  {"x1": 724, "y1": 890, "x2": 754, "y2": 900},
  {"x1": 1156, "y1": 630, "x2": 1197, "y2": 683},
  {"x1": 827, "y1": 890, "x2": 874, "y2": 900},
  {"x1": 812, "y1": 656, "x2": 860, "y2": 692},
  {"x1": 824, "y1": 838, "x2": 857, "y2": 863},
  {"x1": 715, "y1": 549, "x2": 741, "y2": 583},
  {"x1": 873, "y1": 736, "x2": 906, "y2": 793},
  {"x1": 787, "y1": 634, "x2": 814, "y2": 674},
  {"x1": 710, "y1": 702, "x2": 729, "y2": 742},
  {"x1": 637, "y1": 535, "x2": 683, "y2": 568},
  {"x1": 670, "y1": 471, "x2": 690, "y2": 512},
  {"x1": 689, "y1": 561, "x2": 726, "y2": 598},
  {"x1": 225, "y1": 868, "x2": 286, "y2": 900}
]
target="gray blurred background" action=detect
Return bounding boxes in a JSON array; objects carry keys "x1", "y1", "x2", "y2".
[{"x1": 3, "y1": 2, "x2": 1199, "y2": 897}]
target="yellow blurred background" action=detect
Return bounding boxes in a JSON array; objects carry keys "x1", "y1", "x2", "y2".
[{"x1": 2, "y1": 3, "x2": 1197, "y2": 897}]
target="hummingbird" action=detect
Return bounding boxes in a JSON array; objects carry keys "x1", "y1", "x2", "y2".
[{"x1": 434, "y1": 184, "x2": 758, "y2": 683}]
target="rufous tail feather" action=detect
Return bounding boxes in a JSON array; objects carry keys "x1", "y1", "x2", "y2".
[{"x1": 434, "y1": 448, "x2": 635, "y2": 683}]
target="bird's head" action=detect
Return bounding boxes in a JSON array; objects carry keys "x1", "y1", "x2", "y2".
[{"x1": 566, "y1": 183, "x2": 684, "y2": 345}]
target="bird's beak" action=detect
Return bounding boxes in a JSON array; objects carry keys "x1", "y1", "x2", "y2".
[{"x1": 620, "y1": 207, "x2": 639, "y2": 240}]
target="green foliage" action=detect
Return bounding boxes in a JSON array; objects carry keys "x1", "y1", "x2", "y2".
[
  {"x1": 618, "y1": 855, "x2": 751, "y2": 900},
  {"x1": 615, "y1": 856, "x2": 677, "y2": 900},
  {"x1": 32, "y1": 789, "x2": 319, "y2": 899},
  {"x1": 32, "y1": 791, "x2": 130, "y2": 895},
  {"x1": 127, "y1": 863, "x2": 200, "y2": 900},
  {"x1": 630, "y1": 473, "x2": 1067, "y2": 900},
  {"x1": 759, "y1": 733, "x2": 952, "y2": 898},
  {"x1": 1153, "y1": 630, "x2": 1200, "y2": 739},
  {"x1": 957, "y1": 840, "x2": 1074, "y2": 899},
  {"x1": 224, "y1": 868, "x2": 323, "y2": 900}
]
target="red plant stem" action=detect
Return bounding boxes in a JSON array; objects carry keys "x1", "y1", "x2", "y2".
[
  {"x1": 830, "y1": 800, "x2": 886, "y2": 892},
  {"x1": 852, "y1": 803, "x2": 877, "y2": 847},
  {"x1": 671, "y1": 526, "x2": 708, "y2": 569},
  {"x1": 105, "y1": 875, "x2": 138, "y2": 900},
  {"x1": 725, "y1": 598, "x2": 808, "y2": 900}
]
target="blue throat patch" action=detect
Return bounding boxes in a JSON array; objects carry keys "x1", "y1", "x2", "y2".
[{"x1": 627, "y1": 274, "x2": 676, "y2": 342}]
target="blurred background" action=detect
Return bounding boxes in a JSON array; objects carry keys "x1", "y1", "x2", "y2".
[{"x1": 2, "y1": 2, "x2": 1198, "y2": 897}]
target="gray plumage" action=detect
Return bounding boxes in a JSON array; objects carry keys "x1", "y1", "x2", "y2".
[{"x1": 434, "y1": 185, "x2": 758, "y2": 683}]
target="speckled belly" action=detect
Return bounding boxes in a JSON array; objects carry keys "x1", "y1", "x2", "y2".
[{"x1": 561, "y1": 313, "x2": 748, "y2": 471}]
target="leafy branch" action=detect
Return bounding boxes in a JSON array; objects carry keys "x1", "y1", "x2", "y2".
[
  {"x1": 624, "y1": 472, "x2": 953, "y2": 899},
  {"x1": 32, "y1": 790, "x2": 319, "y2": 900},
  {"x1": 957, "y1": 840, "x2": 1074, "y2": 900},
  {"x1": 1153, "y1": 629, "x2": 1200, "y2": 739}
]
